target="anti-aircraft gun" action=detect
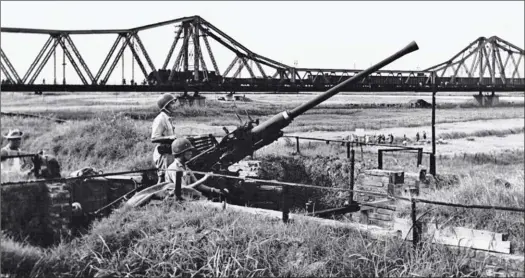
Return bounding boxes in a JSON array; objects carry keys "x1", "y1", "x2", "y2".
[
  {"x1": 164, "y1": 41, "x2": 421, "y2": 207},
  {"x1": 185, "y1": 42, "x2": 419, "y2": 177}
]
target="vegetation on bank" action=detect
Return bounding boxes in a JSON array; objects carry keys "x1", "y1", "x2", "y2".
[
  {"x1": 0, "y1": 102, "x2": 523, "y2": 277},
  {"x1": 1, "y1": 201, "x2": 493, "y2": 278},
  {"x1": 1, "y1": 114, "x2": 523, "y2": 176}
]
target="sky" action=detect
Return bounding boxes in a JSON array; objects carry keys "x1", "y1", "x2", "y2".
[{"x1": 1, "y1": 1, "x2": 524, "y2": 85}]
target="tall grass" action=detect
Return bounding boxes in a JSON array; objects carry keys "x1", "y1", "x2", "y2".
[
  {"x1": 0, "y1": 105, "x2": 523, "y2": 277},
  {"x1": 439, "y1": 127, "x2": 524, "y2": 140},
  {"x1": 2, "y1": 94, "x2": 524, "y2": 131},
  {"x1": 1, "y1": 201, "x2": 491, "y2": 278}
]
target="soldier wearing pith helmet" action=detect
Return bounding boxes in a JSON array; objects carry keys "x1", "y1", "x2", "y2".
[
  {"x1": 1, "y1": 129, "x2": 28, "y2": 174},
  {"x1": 165, "y1": 138, "x2": 224, "y2": 198},
  {"x1": 151, "y1": 93, "x2": 179, "y2": 183}
]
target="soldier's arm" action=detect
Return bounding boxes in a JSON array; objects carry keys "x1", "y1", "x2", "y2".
[
  {"x1": 194, "y1": 183, "x2": 221, "y2": 194},
  {"x1": 185, "y1": 174, "x2": 210, "y2": 189},
  {"x1": 185, "y1": 174, "x2": 220, "y2": 194},
  {"x1": 192, "y1": 175, "x2": 221, "y2": 194}
]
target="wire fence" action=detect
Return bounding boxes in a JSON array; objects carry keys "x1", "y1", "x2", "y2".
[
  {"x1": 2, "y1": 136, "x2": 523, "y2": 249},
  {"x1": 2, "y1": 161, "x2": 523, "y2": 213}
]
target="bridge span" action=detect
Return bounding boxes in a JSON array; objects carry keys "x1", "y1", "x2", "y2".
[{"x1": 1, "y1": 16, "x2": 524, "y2": 94}]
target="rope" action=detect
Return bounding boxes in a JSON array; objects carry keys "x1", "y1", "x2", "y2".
[
  {"x1": 2, "y1": 154, "x2": 38, "y2": 159},
  {"x1": 0, "y1": 168, "x2": 157, "y2": 186},
  {"x1": 3, "y1": 166, "x2": 524, "y2": 213},
  {"x1": 165, "y1": 168, "x2": 525, "y2": 213},
  {"x1": 412, "y1": 198, "x2": 525, "y2": 213},
  {"x1": 282, "y1": 134, "x2": 432, "y2": 153}
]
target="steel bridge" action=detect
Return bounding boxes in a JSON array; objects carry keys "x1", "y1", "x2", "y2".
[{"x1": 1, "y1": 15, "x2": 524, "y2": 93}]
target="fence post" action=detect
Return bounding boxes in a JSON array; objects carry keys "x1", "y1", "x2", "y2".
[
  {"x1": 282, "y1": 185, "x2": 289, "y2": 223},
  {"x1": 32, "y1": 154, "x2": 42, "y2": 178},
  {"x1": 378, "y1": 150, "x2": 383, "y2": 169},
  {"x1": 306, "y1": 200, "x2": 314, "y2": 213},
  {"x1": 295, "y1": 136, "x2": 300, "y2": 154},
  {"x1": 349, "y1": 149, "x2": 355, "y2": 205},
  {"x1": 175, "y1": 170, "x2": 182, "y2": 201},
  {"x1": 411, "y1": 199, "x2": 421, "y2": 249},
  {"x1": 429, "y1": 153, "x2": 436, "y2": 176},
  {"x1": 346, "y1": 142, "x2": 350, "y2": 159},
  {"x1": 417, "y1": 148, "x2": 423, "y2": 167},
  {"x1": 431, "y1": 71, "x2": 437, "y2": 176}
]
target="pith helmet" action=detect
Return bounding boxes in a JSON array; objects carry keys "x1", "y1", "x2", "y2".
[
  {"x1": 171, "y1": 138, "x2": 195, "y2": 156},
  {"x1": 3, "y1": 129, "x2": 23, "y2": 139},
  {"x1": 157, "y1": 94, "x2": 177, "y2": 110}
]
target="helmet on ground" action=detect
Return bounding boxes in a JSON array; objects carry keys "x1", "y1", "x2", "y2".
[
  {"x1": 171, "y1": 138, "x2": 195, "y2": 156},
  {"x1": 3, "y1": 129, "x2": 23, "y2": 139},
  {"x1": 157, "y1": 94, "x2": 177, "y2": 110}
]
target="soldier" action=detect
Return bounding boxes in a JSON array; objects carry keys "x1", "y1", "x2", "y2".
[
  {"x1": 1, "y1": 129, "x2": 28, "y2": 174},
  {"x1": 165, "y1": 138, "x2": 226, "y2": 198},
  {"x1": 423, "y1": 131, "x2": 427, "y2": 140},
  {"x1": 152, "y1": 93, "x2": 179, "y2": 183},
  {"x1": 416, "y1": 132, "x2": 420, "y2": 142},
  {"x1": 389, "y1": 133, "x2": 394, "y2": 144}
]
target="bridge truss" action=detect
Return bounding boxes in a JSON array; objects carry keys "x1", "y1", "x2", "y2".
[{"x1": 1, "y1": 16, "x2": 524, "y2": 93}]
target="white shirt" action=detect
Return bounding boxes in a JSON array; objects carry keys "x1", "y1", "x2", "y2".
[
  {"x1": 165, "y1": 159, "x2": 198, "y2": 188},
  {"x1": 1, "y1": 146, "x2": 22, "y2": 174},
  {"x1": 151, "y1": 111, "x2": 175, "y2": 161}
]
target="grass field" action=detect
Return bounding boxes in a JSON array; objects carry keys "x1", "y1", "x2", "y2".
[{"x1": 1, "y1": 92, "x2": 524, "y2": 277}]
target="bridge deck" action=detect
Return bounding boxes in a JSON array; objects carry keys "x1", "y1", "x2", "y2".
[{"x1": 1, "y1": 82, "x2": 523, "y2": 93}]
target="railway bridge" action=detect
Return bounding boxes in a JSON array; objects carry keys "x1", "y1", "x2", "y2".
[{"x1": 1, "y1": 16, "x2": 524, "y2": 103}]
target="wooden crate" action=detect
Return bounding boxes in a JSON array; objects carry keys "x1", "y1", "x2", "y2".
[{"x1": 355, "y1": 169, "x2": 404, "y2": 203}]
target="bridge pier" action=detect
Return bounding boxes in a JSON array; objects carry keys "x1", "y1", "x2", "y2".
[
  {"x1": 177, "y1": 91, "x2": 206, "y2": 107},
  {"x1": 473, "y1": 91, "x2": 499, "y2": 107}
]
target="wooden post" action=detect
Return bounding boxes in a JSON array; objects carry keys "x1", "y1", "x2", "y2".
[
  {"x1": 346, "y1": 142, "x2": 350, "y2": 159},
  {"x1": 282, "y1": 185, "x2": 289, "y2": 223},
  {"x1": 378, "y1": 150, "x2": 383, "y2": 169},
  {"x1": 306, "y1": 200, "x2": 314, "y2": 213},
  {"x1": 295, "y1": 136, "x2": 300, "y2": 154},
  {"x1": 411, "y1": 199, "x2": 420, "y2": 249},
  {"x1": 32, "y1": 154, "x2": 42, "y2": 177},
  {"x1": 431, "y1": 71, "x2": 437, "y2": 176},
  {"x1": 175, "y1": 171, "x2": 182, "y2": 201},
  {"x1": 417, "y1": 148, "x2": 423, "y2": 167},
  {"x1": 349, "y1": 149, "x2": 355, "y2": 205}
]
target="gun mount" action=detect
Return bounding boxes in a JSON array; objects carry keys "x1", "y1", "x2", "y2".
[{"x1": 186, "y1": 41, "x2": 419, "y2": 173}]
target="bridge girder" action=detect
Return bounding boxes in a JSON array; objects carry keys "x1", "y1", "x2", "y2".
[
  {"x1": 424, "y1": 36, "x2": 524, "y2": 87},
  {"x1": 1, "y1": 16, "x2": 524, "y2": 91}
]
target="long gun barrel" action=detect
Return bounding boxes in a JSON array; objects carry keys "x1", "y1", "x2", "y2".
[
  {"x1": 187, "y1": 41, "x2": 419, "y2": 171},
  {"x1": 251, "y1": 41, "x2": 419, "y2": 135}
]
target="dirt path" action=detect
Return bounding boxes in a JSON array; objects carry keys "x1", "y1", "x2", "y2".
[
  {"x1": 286, "y1": 118, "x2": 524, "y2": 155},
  {"x1": 288, "y1": 118, "x2": 524, "y2": 140},
  {"x1": 246, "y1": 94, "x2": 524, "y2": 105}
]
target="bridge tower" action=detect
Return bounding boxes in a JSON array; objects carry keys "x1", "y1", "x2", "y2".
[{"x1": 425, "y1": 36, "x2": 524, "y2": 107}]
